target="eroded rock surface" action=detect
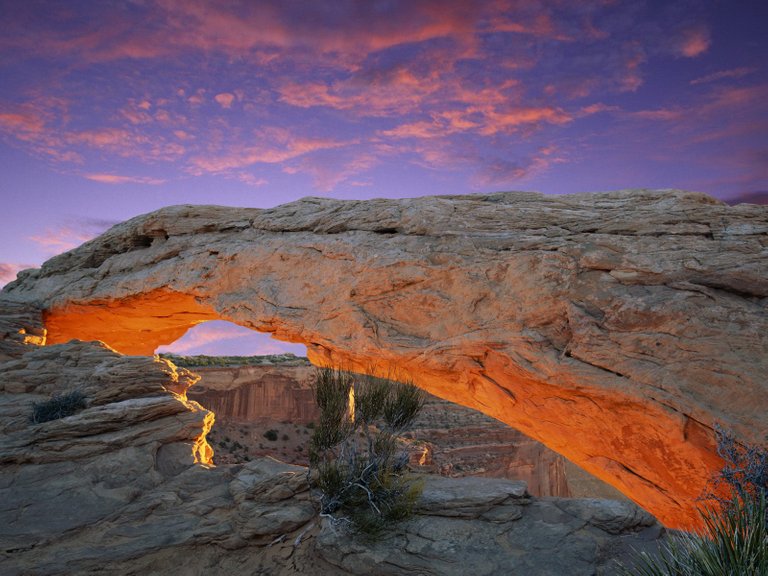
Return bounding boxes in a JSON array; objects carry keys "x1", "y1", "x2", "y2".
[
  {"x1": 319, "y1": 477, "x2": 660, "y2": 576},
  {"x1": 4, "y1": 189, "x2": 768, "y2": 527}
]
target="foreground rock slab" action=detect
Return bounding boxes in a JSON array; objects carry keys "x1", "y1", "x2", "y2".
[{"x1": 3, "y1": 189, "x2": 767, "y2": 527}]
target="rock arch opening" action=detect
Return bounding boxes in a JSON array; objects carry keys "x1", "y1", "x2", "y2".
[
  {"x1": 156, "y1": 319, "x2": 308, "y2": 358},
  {"x1": 183, "y1": 347, "x2": 627, "y2": 500},
  {"x1": 13, "y1": 193, "x2": 766, "y2": 530}
]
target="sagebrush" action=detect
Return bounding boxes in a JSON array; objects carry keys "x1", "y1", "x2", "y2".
[{"x1": 308, "y1": 368, "x2": 426, "y2": 538}]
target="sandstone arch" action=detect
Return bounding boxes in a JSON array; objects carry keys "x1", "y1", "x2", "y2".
[{"x1": 5, "y1": 190, "x2": 767, "y2": 529}]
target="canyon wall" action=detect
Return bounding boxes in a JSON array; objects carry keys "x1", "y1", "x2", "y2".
[
  {"x1": 187, "y1": 359, "x2": 577, "y2": 497},
  {"x1": 188, "y1": 361, "x2": 318, "y2": 424},
  {"x1": 4, "y1": 189, "x2": 767, "y2": 527}
]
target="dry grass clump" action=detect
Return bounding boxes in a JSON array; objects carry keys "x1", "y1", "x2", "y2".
[{"x1": 31, "y1": 390, "x2": 87, "y2": 423}]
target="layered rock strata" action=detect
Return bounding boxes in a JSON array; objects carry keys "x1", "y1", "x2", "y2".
[
  {"x1": 4, "y1": 189, "x2": 767, "y2": 527},
  {"x1": 188, "y1": 361, "x2": 317, "y2": 424}
]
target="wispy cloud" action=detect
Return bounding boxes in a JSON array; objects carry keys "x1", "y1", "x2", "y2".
[
  {"x1": 84, "y1": 173, "x2": 166, "y2": 185},
  {"x1": 283, "y1": 149, "x2": 380, "y2": 192},
  {"x1": 214, "y1": 93, "x2": 235, "y2": 109},
  {"x1": 188, "y1": 127, "x2": 348, "y2": 174},
  {"x1": 472, "y1": 146, "x2": 565, "y2": 188},
  {"x1": 0, "y1": 0, "x2": 763, "y2": 203},
  {"x1": 690, "y1": 67, "x2": 757, "y2": 86},
  {"x1": 28, "y1": 218, "x2": 118, "y2": 256},
  {"x1": 0, "y1": 262, "x2": 36, "y2": 287},
  {"x1": 677, "y1": 26, "x2": 711, "y2": 58}
]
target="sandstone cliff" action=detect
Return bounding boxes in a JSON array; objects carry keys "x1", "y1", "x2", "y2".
[
  {"x1": 189, "y1": 362, "x2": 318, "y2": 424},
  {"x1": 3, "y1": 189, "x2": 767, "y2": 528}
]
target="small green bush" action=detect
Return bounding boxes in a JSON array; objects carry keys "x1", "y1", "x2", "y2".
[
  {"x1": 31, "y1": 390, "x2": 86, "y2": 423},
  {"x1": 263, "y1": 429, "x2": 278, "y2": 441},
  {"x1": 308, "y1": 368, "x2": 426, "y2": 539},
  {"x1": 625, "y1": 494, "x2": 766, "y2": 576}
]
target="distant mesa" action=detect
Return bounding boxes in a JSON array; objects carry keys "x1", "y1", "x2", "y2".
[
  {"x1": 2, "y1": 188, "x2": 767, "y2": 530},
  {"x1": 724, "y1": 190, "x2": 768, "y2": 205}
]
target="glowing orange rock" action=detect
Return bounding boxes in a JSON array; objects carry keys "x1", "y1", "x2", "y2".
[
  {"x1": 5, "y1": 190, "x2": 767, "y2": 529},
  {"x1": 45, "y1": 289, "x2": 218, "y2": 355}
]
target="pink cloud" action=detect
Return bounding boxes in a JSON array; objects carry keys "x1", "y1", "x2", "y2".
[
  {"x1": 84, "y1": 173, "x2": 166, "y2": 185},
  {"x1": 0, "y1": 262, "x2": 36, "y2": 287},
  {"x1": 0, "y1": 110, "x2": 46, "y2": 140},
  {"x1": 189, "y1": 127, "x2": 347, "y2": 174},
  {"x1": 214, "y1": 93, "x2": 235, "y2": 109},
  {"x1": 70, "y1": 128, "x2": 140, "y2": 148},
  {"x1": 3, "y1": 1, "x2": 481, "y2": 73},
  {"x1": 278, "y1": 70, "x2": 443, "y2": 117},
  {"x1": 283, "y1": 150, "x2": 380, "y2": 192},
  {"x1": 487, "y1": 5, "x2": 571, "y2": 41},
  {"x1": 578, "y1": 103, "x2": 620, "y2": 116},
  {"x1": 690, "y1": 67, "x2": 757, "y2": 86},
  {"x1": 233, "y1": 172, "x2": 268, "y2": 187},
  {"x1": 156, "y1": 320, "x2": 306, "y2": 356},
  {"x1": 28, "y1": 219, "x2": 116, "y2": 256},
  {"x1": 678, "y1": 26, "x2": 711, "y2": 58},
  {"x1": 472, "y1": 146, "x2": 565, "y2": 188}
]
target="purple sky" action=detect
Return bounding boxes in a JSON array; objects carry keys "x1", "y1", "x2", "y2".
[{"x1": 1, "y1": 0, "x2": 766, "y2": 356}]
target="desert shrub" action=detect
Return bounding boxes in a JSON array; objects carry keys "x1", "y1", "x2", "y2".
[
  {"x1": 708, "y1": 424, "x2": 767, "y2": 508},
  {"x1": 282, "y1": 433, "x2": 289, "y2": 441},
  {"x1": 263, "y1": 429, "x2": 278, "y2": 441},
  {"x1": 31, "y1": 390, "x2": 86, "y2": 423},
  {"x1": 308, "y1": 368, "x2": 425, "y2": 539},
  {"x1": 623, "y1": 426, "x2": 767, "y2": 575}
]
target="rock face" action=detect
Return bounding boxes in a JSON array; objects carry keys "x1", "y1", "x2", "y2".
[
  {"x1": 4, "y1": 189, "x2": 767, "y2": 528},
  {"x1": 0, "y1": 336, "x2": 663, "y2": 575}
]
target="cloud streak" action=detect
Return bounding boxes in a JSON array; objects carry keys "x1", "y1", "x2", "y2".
[
  {"x1": 85, "y1": 173, "x2": 166, "y2": 185},
  {"x1": 28, "y1": 218, "x2": 118, "y2": 256},
  {"x1": 0, "y1": 262, "x2": 36, "y2": 287}
]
